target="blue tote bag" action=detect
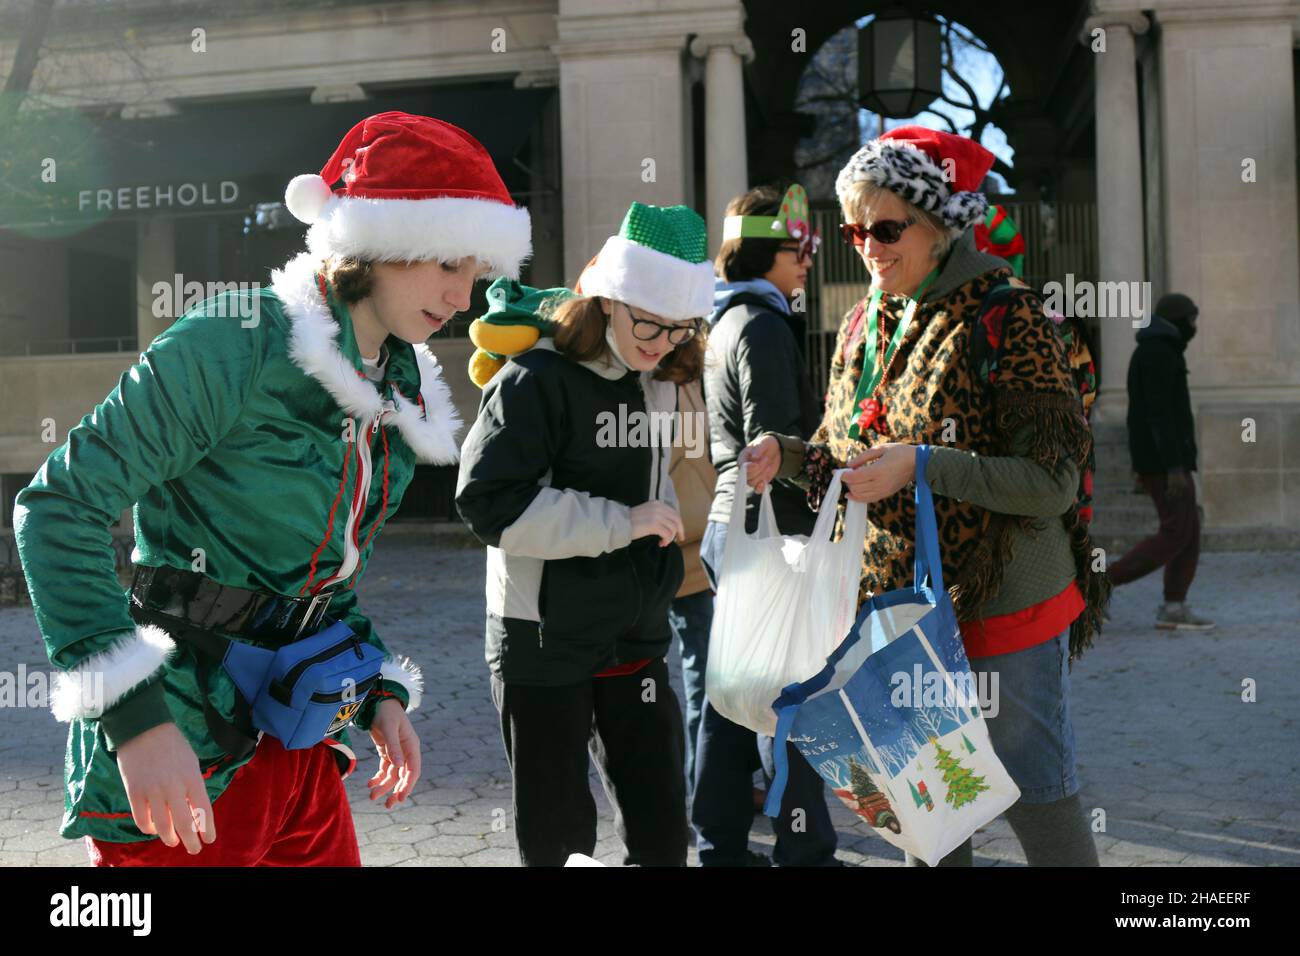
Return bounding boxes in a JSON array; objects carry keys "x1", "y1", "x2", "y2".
[{"x1": 763, "y1": 445, "x2": 1020, "y2": 865}]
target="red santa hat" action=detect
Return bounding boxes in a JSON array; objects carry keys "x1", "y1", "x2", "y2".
[
  {"x1": 284, "y1": 111, "x2": 532, "y2": 279},
  {"x1": 834, "y1": 125, "x2": 995, "y2": 236}
]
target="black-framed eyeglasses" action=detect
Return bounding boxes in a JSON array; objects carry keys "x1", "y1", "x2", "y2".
[
  {"x1": 840, "y1": 218, "x2": 917, "y2": 247},
  {"x1": 623, "y1": 303, "x2": 701, "y2": 345},
  {"x1": 776, "y1": 243, "x2": 814, "y2": 264},
  {"x1": 778, "y1": 224, "x2": 821, "y2": 261}
]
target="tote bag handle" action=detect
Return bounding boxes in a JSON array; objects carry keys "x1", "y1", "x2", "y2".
[
  {"x1": 913, "y1": 445, "x2": 946, "y2": 596},
  {"x1": 762, "y1": 704, "x2": 800, "y2": 817}
]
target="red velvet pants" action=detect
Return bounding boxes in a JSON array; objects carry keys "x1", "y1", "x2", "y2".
[{"x1": 86, "y1": 736, "x2": 361, "y2": 867}]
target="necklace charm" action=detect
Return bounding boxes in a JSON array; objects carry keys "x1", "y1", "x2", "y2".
[{"x1": 856, "y1": 397, "x2": 887, "y2": 435}]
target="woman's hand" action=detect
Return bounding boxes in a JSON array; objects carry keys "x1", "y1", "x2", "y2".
[
  {"x1": 738, "y1": 435, "x2": 781, "y2": 493},
  {"x1": 630, "y1": 501, "x2": 685, "y2": 547},
  {"x1": 843, "y1": 443, "x2": 918, "y2": 503},
  {"x1": 369, "y1": 698, "x2": 422, "y2": 809},
  {"x1": 116, "y1": 722, "x2": 216, "y2": 854}
]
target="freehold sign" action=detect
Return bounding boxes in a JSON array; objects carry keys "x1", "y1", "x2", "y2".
[{"x1": 77, "y1": 180, "x2": 240, "y2": 212}]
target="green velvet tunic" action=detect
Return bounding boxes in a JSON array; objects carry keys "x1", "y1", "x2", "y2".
[{"x1": 14, "y1": 251, "x2": 461, "y2": 842}]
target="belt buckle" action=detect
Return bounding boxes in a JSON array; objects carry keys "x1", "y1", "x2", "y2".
[
  {"x1": 128, "y1": 564, "x2": 157, "y2": 607},
  {"x1": 296, "y1": 590, "x2": 333, "y2": 638}
]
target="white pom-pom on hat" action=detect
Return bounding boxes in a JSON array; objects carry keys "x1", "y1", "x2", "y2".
[
  {"x1": 940, "y1": 190, "x2": 988, "y2": 234},
  {"x1": 285, "y1": 173, "x2": 333, "y2": 224}
]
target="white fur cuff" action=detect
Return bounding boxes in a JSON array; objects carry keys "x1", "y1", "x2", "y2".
[
  {"x1": 51, "y1": 625, "x2": 177, "y2": 722},
  {"x1": 380, "y1": 656, "x2": 424, "y2": 712}
]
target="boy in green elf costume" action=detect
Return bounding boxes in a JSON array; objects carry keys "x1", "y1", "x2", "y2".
[{"x1": 13, "y1": 111, "x2": 531, "y2": 865}]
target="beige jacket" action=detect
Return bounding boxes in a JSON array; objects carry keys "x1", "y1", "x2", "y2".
[{"x1": 670, "y1": 381, "x2": 717, "y2": 596}]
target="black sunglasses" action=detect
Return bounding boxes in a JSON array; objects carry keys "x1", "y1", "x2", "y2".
[
  {"x1": 623, "y1": 304, "x2": 701, "y2": 345},
  {"x1": 840, "y1": 218, "x2": 917, "y2": 247}
]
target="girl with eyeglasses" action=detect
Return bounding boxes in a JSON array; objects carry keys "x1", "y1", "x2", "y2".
[{"x1": 456, "y1": 202, "x2": 713, "y2": 866}]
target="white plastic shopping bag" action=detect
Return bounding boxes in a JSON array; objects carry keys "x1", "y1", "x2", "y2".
[{"x1": 705, "y1": 462, "x2": 868, "y2": 736}]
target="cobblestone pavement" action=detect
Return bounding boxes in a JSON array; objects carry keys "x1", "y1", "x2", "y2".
[{"x1": 2, "y1": 540, "x2": 1297, "y2": 867}]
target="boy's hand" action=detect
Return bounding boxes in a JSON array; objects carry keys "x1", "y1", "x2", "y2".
[
  {"x1": 116, "y1": 722, "x2": 216, "y2": 854},
  {"x1": 368, "y1": 698, "x2": 421, "y2": 809}
]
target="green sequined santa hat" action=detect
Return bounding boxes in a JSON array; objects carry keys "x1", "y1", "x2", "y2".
[{"x1": 577, "y1": 202, "x2": 715, "y2": 320}]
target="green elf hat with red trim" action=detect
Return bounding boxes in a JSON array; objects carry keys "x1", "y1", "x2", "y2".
[
  {"x1": 721, "y1": 184, "x2": 821, "y2": 259},
  {"x1": 974, "y1": 203, "x2": 1025, "y2": 278}
]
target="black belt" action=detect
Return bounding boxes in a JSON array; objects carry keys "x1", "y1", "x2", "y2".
[
  {"x1": 129, "y1": 564, "x2": 334, "y2": 645},
  {"x1": 128, "y1": 565, "x2": 337, "y2": 762}
]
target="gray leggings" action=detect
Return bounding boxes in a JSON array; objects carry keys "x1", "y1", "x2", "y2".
[{"x1": 904, "y1": 793, "x2": 1100, "y2": 867}]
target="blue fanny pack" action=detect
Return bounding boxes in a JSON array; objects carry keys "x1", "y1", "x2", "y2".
[{"x1": 222, "y1": 620, "x2": 385, "y2": 749}]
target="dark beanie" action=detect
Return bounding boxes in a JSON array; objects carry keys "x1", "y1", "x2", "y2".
[{"x1": 1155, "y1": 293, "x2": 1198, "y2": 322}]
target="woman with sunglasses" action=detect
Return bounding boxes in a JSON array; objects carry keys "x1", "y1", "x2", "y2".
[
  {"x1": 456, "y1": 202, "x2": 713, "y2": 866},
  {"x1": 742, "y1": 126, "x2": 1109, "y2": 867}
]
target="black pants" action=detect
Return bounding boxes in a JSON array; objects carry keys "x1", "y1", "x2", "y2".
[
  {"x1": 691, "y1": 698, "x2": 839, "y2": 866},
  {"x1": 490, "y1": 658, "x2": 689, "y2": 867},
  {"x1": 695, "y1": 521, "x2": 839, "y2": 866}
]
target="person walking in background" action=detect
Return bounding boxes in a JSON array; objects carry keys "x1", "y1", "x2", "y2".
[
  {"x1": 668, "y1": 379, "x2": 717, "y2": 796},
  {"x1": 1106, "y1": 293, "x2": 1214, "y2": 630},
  {"x1": 694, "y1": 184, "x2": 840, "y2": 867}
]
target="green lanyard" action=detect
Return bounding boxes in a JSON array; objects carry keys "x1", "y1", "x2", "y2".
[{"x1": 847, "y1": 267, "x2": 940, "y2": 441}]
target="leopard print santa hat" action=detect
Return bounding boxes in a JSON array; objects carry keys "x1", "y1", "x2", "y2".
[{"x1": 835, "y1": 125, "x2": 996, "y2": 236}]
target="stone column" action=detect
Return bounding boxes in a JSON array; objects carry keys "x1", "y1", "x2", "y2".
[
  {"x1": 135, "y1": 216, "x2": 175, "y2": 351},
  {"x1": 1082, "y1": 11, "x2": 1149, "y2": 424},
  {"x1": 1155, "y1": 5, "x2": 1300, "y2": 531},
  {"x1": 689, "y1": 33, "x2": 753, "y2": 254},
  {"x1": 551, "y1": 34, "x2": 692, "y2": 281},
  {"x1": 552, "y1": 0, "x2": 749, "y2": 281}
]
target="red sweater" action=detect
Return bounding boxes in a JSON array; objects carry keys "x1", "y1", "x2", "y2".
[
  {"x1": 593, "y1": 659, "x2": 653, "y2": 678},
  {"x1": 959, "y1": 581, "x2": 1083, "y2": 659}
]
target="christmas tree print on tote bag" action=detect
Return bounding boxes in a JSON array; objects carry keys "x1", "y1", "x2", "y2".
[
  {"x1": 931, "y1": 735, "x2": 990, "y2": 808},
  {"x1": 829, "y1": 755, "x2": 903, "y2": 834}
]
